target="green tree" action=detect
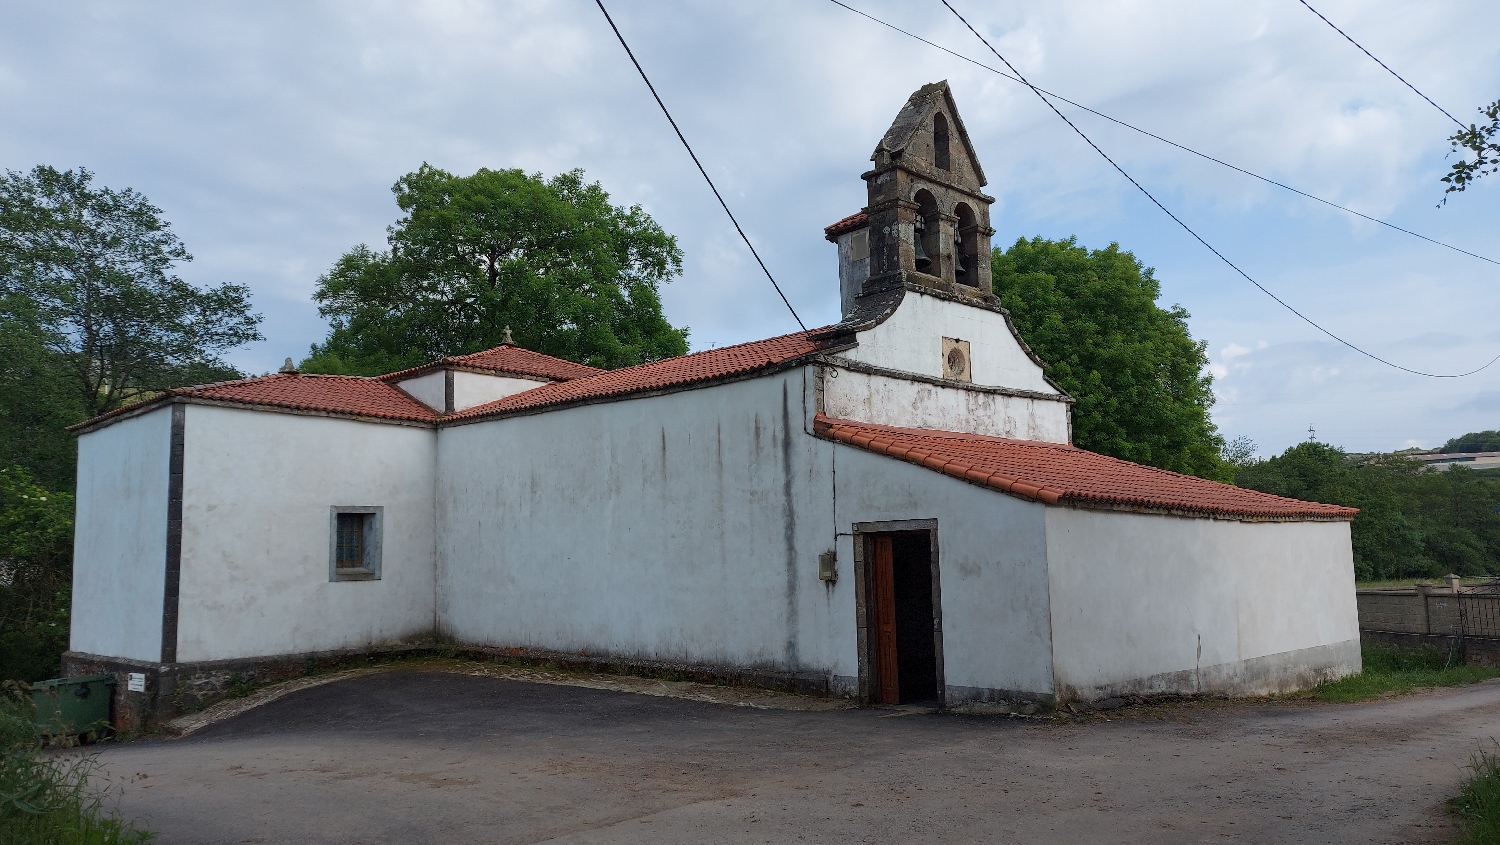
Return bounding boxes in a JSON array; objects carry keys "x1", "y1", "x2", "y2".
[
  {"x1": 0, "y1": 312, "x2": 82, "y2": 492},
  {"x1": 303, "y1": 165, "x2": 689, "y2": 375},
  {"x1": 1441, "y1": 99, "x2": 1500, "y2": 203},
  {"x1": 0, "y1": 467, "x2": 74, "y2": 682},
  {"x1": 1236, "y1": 442, "x2": 1500, "y2": 582},
  {"x1": 1442, "y1": 430, "x2": 1500, "y2": 454},
  {"x1": 991, "y1": 236, "x2": 1230, "y2": 480},
  {"x1": 0, "y1": 165, "x2": 261, "y2": 418}
]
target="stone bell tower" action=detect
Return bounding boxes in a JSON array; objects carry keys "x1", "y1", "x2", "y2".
[{"x1": 829, "y1": 81, "x2": 997, "y2": 310}]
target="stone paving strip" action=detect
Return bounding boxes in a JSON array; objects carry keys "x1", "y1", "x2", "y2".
[{"x1": 163, "y1": 659, "x2": 853, "y2": 737}]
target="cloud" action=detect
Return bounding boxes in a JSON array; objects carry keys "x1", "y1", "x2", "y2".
[{"x1": 1, "y1": 0, "x2": 1496, "y2": 454}]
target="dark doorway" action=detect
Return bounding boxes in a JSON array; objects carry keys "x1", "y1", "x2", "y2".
[{"x1": 869, "y1": 532, "x2": 940, "y2": 705}]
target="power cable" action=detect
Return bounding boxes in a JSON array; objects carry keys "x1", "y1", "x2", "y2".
[
  {"x1": 826, "y1": 0, "x2": 1498, "y2": 268},
  {"x1": 1293, "y1": 0, "x2": 1465, "y2": 129},
  {"x1": 940, "y1": 0, "x2": 1500, "y2": 378},
  {"x1": 592, "y1": 0, "x2": 807, "y2": 331}
]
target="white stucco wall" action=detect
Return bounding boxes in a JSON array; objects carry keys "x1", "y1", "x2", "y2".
[
  {"x1": 70, "y1": 406, "x2": 172, "y2": 663},
  {"x1": 394, "y1": 370, "x2": 446, "y2": 411},
  {"x1": 1044, "y1": 508, "x2": 1361, "y2": 701},
  {"x1": 822, "y1": 367, "x2": 1069, "y2": 443},
  {"x1": 436, "y1": 369, "x2": 855, "y2": 684},
  {"x1": 843, "y1": 289, "x2": 1059, "y2": 395},
  {"x1": 831, "y1": 446, "x2": 1056, "y2": 701},
  {"x1": 450, "y1": 371, "x2": 545, "y2": 411},
  {"x1": 174, "y1": 405, "x2": 437, "y2": 663}
]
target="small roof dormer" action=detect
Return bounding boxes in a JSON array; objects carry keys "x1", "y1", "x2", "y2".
[{"x1": 379, "y1": 339, "x2": 603, "y2": 415}]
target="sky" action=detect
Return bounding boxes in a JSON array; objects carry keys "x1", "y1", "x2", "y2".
[{"x1": 1, "y1": 0, "x2": 1497, "y2": 456}]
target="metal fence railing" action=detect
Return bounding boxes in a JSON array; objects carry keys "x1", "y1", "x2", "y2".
[{"x1": 1459, "y1": 582, "x2": 1500, "y2": 639}]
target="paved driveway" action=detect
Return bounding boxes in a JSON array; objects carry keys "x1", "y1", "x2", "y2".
[{"x1": 95, "y1": 670, "x2": 1500, "y2": 844}]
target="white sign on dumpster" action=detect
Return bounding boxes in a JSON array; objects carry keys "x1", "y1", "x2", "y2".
[{"x1": 127, "y1": 673, "x2": 146, "y2": 693}]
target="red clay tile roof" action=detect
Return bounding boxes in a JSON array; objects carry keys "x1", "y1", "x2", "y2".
[
  {"x1": 451, "y1": 329, "x2": 834, "y2": 421},
  {"x1": 824, "y1": 212, "x2": 868, "y2": 241},
  {"x1": 379, "y1": 344, "x2": 603, "y2": 383},
  {"x1": 814, "y1": 414, "x2": 1357, "y2": 521},
  {"x1": 173, "y1": 373, "x2": 441, "y2": 422}
]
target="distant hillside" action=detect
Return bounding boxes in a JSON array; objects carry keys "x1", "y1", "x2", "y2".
[{"x1": 1442, "y1": 431, "x2": 1500, "y2": 454}]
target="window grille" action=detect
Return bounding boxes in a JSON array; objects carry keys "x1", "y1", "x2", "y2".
[{"x1": 329, "y1": 506, "x2": 382, "y2": 581}]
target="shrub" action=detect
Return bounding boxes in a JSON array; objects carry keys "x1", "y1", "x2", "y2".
[{"x1": 0, "y1": 689, "x2": 152, "y2": 844}]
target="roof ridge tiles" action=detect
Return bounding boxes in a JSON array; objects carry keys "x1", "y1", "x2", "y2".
[
  {"x1": 448, "y1": 328, "x2": 835, "y2": 422},
  {"x1": 813, "y1": 413, "x2": 1355, "y2": 521}
]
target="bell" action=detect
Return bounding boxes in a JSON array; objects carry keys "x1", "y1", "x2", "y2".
[
  {"x1": 954, "y1": 229, "x2": 968, "y2": 280},
  {"x1": 913, "y1": 215, "x2": 933, "y2": 273}
]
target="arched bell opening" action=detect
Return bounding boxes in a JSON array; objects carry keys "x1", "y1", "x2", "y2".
[
  {"x1": 933, "y1": 113, "x2": 951, "y2": 171},
  {"x1": 954, "y1": 202, "x2": 978, "y2": 287},
  {"x1": 912, "y1": 189, "x2": 940, "y2": 277}
]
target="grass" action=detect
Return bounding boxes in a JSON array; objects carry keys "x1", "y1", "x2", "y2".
[
  {"x1": 0, "y1": 686, "x2": 152, "y2": 844},
  {"x1": 1453, "y1": 745, "x2": 1500, "y2": 844},
  {"x1": 1311, "y1": 642, "x2": 1500, "y2": 703}
]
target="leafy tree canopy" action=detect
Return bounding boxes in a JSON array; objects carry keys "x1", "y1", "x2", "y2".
[
  {"x1": 991, "y1": 236, "x2": 1229, "y2": 481},
  {"x1": 1236, "y1": 442, "x2": 1500, "y2": 582},
  {"x1": 0, "y1": 467, "x2": 73, "y2": 681},
  {"x1": 0, "y1": 166, "x2": 261, "y2": 418},
  {"x1": 1442, "y1": 99, "x2": 1500, "y2": 202},
  {"x1": 302, "y1": 165, "x2": 689, "y2": 375},
  {"x1": 1442, "y1": 430, "x2": 1500, "y2": 454}
]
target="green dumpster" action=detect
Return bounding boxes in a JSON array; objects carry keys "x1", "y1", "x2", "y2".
[{"x1": 30, "y1": 675, "x2": 114, "y2": 739}]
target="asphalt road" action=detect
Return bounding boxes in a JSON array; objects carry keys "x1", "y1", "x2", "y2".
[{"x1": 94, "y1": 669, "x2": 1500, "y2": 844}]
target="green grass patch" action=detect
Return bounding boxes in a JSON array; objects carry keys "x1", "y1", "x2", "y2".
[
  {"x1": 1453, "y1": 745, "x2": 1500, "y2": 844},
  {"x1": 0, "y1": 688, "x2": 152, "y2": 844},
  {"x1": 1312, "y1": 643, "x2": 1500, "y2": 703}
]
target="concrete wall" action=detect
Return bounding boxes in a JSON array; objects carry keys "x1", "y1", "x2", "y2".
[
  {"x1": 1044, "y1": 508, "x2": 1360, "y2": 701},
  {"x1": 1357, "y1": 589, "x2": 1462, "y2": 636},
  {"x1": 70, "y1": 407, "x2": 173, "y2": 663},
  {"x1": 451, "y1": 371, "x2": 545, "y2": 411},
  {"x1": 436, "y1": 369, "x2": 854, "y2": 686},
  {"x1": 174, "y1": 405, "x2": 437, "y2": 663},
  {"x1": 822, "y1": 366, "x2": 1069, "y2": 443},
  {"x1": 394, "y1": 370, "x2": 446, "y2": 411},
  {"x1": 830, "y1": 445, "x2": 1056, "y2": 702},
  {"x1": 843, "y1": 289, "x2": 1060, "y2": 397},
  {"x1": 836, "y1": 228, "x2": 871, "y2": 317}
]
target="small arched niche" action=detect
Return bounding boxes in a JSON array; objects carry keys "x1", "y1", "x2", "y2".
[
  {"x1": 912, "y1": 189, "x2": 940, "y2": 276},
  {"x1": 933, "y1": 113, "x2": 951, "y2": 171},
  {"x1": 954, "y1": 202, "x2": 978, "y2": 286}
]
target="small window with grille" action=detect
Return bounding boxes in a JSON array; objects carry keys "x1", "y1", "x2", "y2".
[{"x1": 329, "y1": 506, "x2": 382, "y2": 581}]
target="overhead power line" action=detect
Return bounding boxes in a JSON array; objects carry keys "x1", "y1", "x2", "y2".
[
  {"x1": 1293, "y1": 0, "x2": 1465, "y2": 129},
  {"x1": 592, "y1": 0, "x2": 806, "y2": 332},
  {"x1": 826, "y1": 0, "x2": 1498, "y2": 268},
  {"x1": 939, "y1": 0, "x2": 1500, "y2": 379}
]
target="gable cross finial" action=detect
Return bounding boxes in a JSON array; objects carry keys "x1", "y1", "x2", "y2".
[{"x1": 503, "y1": 326, "x2": 514, "y2": 345}]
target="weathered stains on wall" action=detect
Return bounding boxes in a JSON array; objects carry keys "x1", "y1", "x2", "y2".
[
  {"x1": 1043, "y1": 508, "x2": 1360, "y2": 701},
  {"x1": 71, "y1": 406, "x2": 173, "y2": 663},
  {"x1": 821, "y1": 366, "x2": 1070, "y2": 443},
  {"x1": 174, "y1": 405, "x2": 437, "y2": 663},
  {"x1": 435, "y1": 370, "x2": 850, "y2": 679},
  {"x1": 836, "y1": 228, "x2": 871, "y2": 317},
  {"x1": 830, "y1": 442, "x2": 1057, "y2": 701},
  {"x1": 842, "y1": 289, "x2": 1060, "y2": 396},
  {"x1": 780, "y1": 382, "x2": 799, "y2": 667}
]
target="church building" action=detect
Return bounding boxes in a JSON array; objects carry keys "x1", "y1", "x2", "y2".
[{"x1": 65, "y1": 82, "x2": 1361, "y2": 721}]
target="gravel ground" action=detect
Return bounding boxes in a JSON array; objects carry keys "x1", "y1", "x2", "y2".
[{"x1": 93, "y1": 668, "x2": 1500, "y2": 844}]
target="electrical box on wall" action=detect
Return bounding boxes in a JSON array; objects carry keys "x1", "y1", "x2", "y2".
[{"x1": 818, "y1": 551, "x2": 837, "y2": 582}]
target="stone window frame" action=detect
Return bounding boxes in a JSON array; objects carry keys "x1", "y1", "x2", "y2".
[{"x1": 328, "y1": 506, "x2": 383, "y2": 582}]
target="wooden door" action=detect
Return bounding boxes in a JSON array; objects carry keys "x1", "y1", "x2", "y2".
[{"x1": 871, "y1": 535, "x2": 900, "y2": 704}]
